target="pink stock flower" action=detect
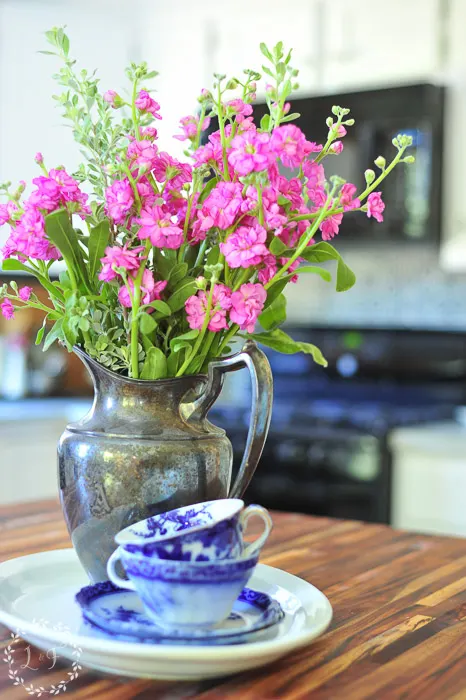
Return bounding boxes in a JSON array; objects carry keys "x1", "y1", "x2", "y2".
[
  {"x1": 330, "y1": 141, "x2": 344, "y2": 154},
  {"x1": 320, "y1": 213, "x2": 343, "y2": 241},
  {"x1": 118, "y1": 270, "x2": 167, "y2": 308},
  {"x1": 0, "y1": 201, "x2": 18, "y2": 226},
  {"x1": 185, "y1": 284, "x2": 232, "y2": 333},
  {"x1": 230, "y1": 283, "x2": 267, "y2": 333},
  {"x1": 227, "y1": 99, "x2": 253, "y2": 123},
  {"x1": 308, "y1": 187, "x2": 327, "y2": 212},
  {"x1": 174, "y1": 115, "x2": 211, "y2": 141},
  {"x1": 49, "y1": 169, "x2": 84, "y2": 204},
  {"x1": 103, "y1": 90, "x2": 119, "y2": 108},
  {"x1": 228, "y1": 131, "x2": 272, "y2": 176},
  {"x1": 270, "y1": 125, "x2": 314, "y2": 169},
  {"x1": 303, "y1": 160, "x2": 325, "y2": 189},
  {"x1": 136, "y1": 205, "x2": 184, "y2": 249},
  {"x1": 136, "y1": 178, "x2": 157, "y2": 209},
  {"x1": 126, "y1": 139, "x2": 159, "y2": 171},
  {"x1": 258, "y1": 255, "x2": 277, "y2": 285},
  {"x1": 340, "y1": 183, "x2": 361, "y2": 211},
  {"x1": 135, "y1": 90, "x2": 162, "y2": 119},
  {"x1": 140, "y1": 126, "x2": 158, "y2": 140},
  {"x1": 18, "y1": 286, "x2": 33, "y2": 301},
  {"x1": 105, "y1": 179, "x2": 134, "y2": 224},
  {"x1": 28, "y1": 176, "x2": 61, "y2": 212},
  {"x1": 99, "y1": 244, "x2": 145, "y2": 282},
  {"x1": 366, "y1": 191, "x2": 385, "y2": 223},
  {"x1": 220, "y1": 223, "x2": 269, "y2": 269},
  {"x1": 152, "y1": 153, "x2": 192, "y2": 189},
  {"x1": 2, "y1": 207, "x2": 60, "y2": 261},
  {"x1": 0, "y1": 299, "x2": 14, "y2": 320},
  {"x1": 199, "y1": 182, "x2": 243, "y2": 231}
]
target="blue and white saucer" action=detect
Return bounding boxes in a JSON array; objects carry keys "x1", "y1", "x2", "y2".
[{"x1": 76, "y1": 581, "x2": 285, "y2": 645}]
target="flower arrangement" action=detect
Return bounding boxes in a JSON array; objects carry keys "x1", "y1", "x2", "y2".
[{"x1": 0, "y1": 29, "x2": 413, "y2": 378}]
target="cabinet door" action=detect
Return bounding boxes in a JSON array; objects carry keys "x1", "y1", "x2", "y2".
[{"x1": 322, "y1": 0, "x2": 441, "y2": 91}]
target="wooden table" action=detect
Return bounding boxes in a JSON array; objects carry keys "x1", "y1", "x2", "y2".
[{"x1": 1, "y1": 500, "x2": 466, "y2": 699}]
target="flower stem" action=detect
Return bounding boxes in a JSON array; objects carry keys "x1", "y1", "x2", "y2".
[
  {"x1": 217, "y1": 83, "x2": 230, "y2": 181},
  {"x1": 217, "y1": 324, "x2": 239, "y2": 356},
  {"x1": 132, "y1": 79, "x2": 141, "y2": 141},
  {"x1": 129, "y1": 239, "x2": 152, "y2": 378}
]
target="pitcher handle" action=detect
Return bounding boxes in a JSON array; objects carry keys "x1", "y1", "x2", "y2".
[{"x1": 191, "y1": 340, "x2": 273, "y2": 498}]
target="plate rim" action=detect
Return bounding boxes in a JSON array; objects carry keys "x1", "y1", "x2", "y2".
[{"x1": 0, "y1": 548, "x2": 333, "y2": 660}]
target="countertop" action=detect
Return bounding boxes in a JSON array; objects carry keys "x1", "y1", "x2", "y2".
[{"x1": 2, "y1": 501, "x2": 466, "y2": 698}]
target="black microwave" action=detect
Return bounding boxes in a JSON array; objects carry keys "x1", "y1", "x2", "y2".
[{"x1": 253, "y1": 83, "x2": 445, "y2": 245}]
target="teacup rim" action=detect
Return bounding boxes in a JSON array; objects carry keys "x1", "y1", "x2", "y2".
[
  {"x1": 120, "y1": 550, "x2": 260, "y2": 569},
  {"x1": 114, "y1": 499, "x2": 245, "y2": 546}
]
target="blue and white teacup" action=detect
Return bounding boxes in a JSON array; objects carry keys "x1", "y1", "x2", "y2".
[
  {"x1": 113, "y1": 499, "x2": 272, "y2": 562},
  {"x1": 107, "y1": 549, "x2": 259, "y2": 629}
]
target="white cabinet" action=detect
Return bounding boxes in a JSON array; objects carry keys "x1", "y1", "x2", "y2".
[{"x1": 321, "y1": 0, "x2": 442, "y2": 91}]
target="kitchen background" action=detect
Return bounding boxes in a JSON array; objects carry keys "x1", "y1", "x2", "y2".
[{"x1": 1, "y1": 0, "x2": 466, "y2": 539}]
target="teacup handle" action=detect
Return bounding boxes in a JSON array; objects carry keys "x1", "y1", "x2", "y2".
[
  {"x1": 239, "y1": 504, "x2": 273, "y2": 556},
  {"x1": 107, "y1": 548, "x2": 136, "y2": 591}
]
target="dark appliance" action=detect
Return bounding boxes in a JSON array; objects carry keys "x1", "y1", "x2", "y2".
[
  {"x1": 253, "y1": 83, "x2": 444, "y2": 244},
  {"x1": 209, "y1": 327, "x2": 466, "y2": 524}
]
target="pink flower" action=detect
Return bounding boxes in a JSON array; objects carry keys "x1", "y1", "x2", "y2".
[
  {"x1": 258, "y1": 255, "x2": 277, "y2": 285},
  {"x1": 303, "y1": 161, "x2": 325, "y2": 189},
  {"x1": 105, "y1": 179, "x2": 134, "y2": 224},
  {"x1": 199, "y1": 182, "x2": 243, "y2": 231},
  {"x1": 103, "y1": 90, "x2": 120, "y2": 108},
  {"x1": 18, "y1": 286, "x2": 33, "y2": 301},
  {"x1": 320, "y1": 213, "x2": 343, "y2": 241},
  {"x1": 220, "y1": 223, "x2": 269, "y2": 269},
  {"x1": 340, "y1": 183, "x2": 361, "y2": 211},
  {"x1": 228, "y1": 131, "x2": 272, "y2": 176},
  {"x1": 227, "y1": 99, "x2": 253, "y2": 124},
  {"x1": 136, "y1": 178, "x2": 156, "y2": 209},
  {"x1": 126, "y1": 139, "x2": 159, "y2": 171},
  {"x1": 329, "y1": 141, "x2": 344, "y2": 154},
  {"x1": 99, "y1": 244, "x2": 145, "y2": 282},
  {"x1": 136, "y1": 205, "x2": 184, "y2": 249},
  {"x1": 270, "y1": 125, "x2": 314, "y2": 168},
  {"x1": 118, "y1": 270, "x2": 167, "y2": 308},
  {"x1": 0, "y1": 201, "x2": 18, "y2": 226},
  {"x1": 2, "y1": 207, "x2": 60, "y2": 261},
  {"x1": 185, "y1": 284, "x2": 232, "y2": 333},
  {"x1": 28, "y1": 176, "x2": 61, "y2": 212},
  {"x1": 0, "y1": 299, "x2": 14, "y2": 320},
  {"x1": 140, "y1": 126, "x2": 158, "y2": 140},
  {"x1": 152, "y1": 153, "x2": 192, "y2": 189},
  {"x1": 174, "y1": 115, "x2": 211, "y2": 141},
  {"x1": 366, "y1": 191, "x2": 385, "y2": 223},
  {"x1": 135, "y1": 90, "x2": 162, "y2": 119},
  {"x1": 49, "y1": 169, "x2": 84, "y2": 204},
  {"x1": 308, "y1": 187, "x2": 327, "y2": 212},
  {"x1": 230, "y1": 283, "x2": 267, "y2": 333}
]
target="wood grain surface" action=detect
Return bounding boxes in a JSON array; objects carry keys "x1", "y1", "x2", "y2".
[{"x1": 1, "y1": 499, "x2": 466, "y2": 699}]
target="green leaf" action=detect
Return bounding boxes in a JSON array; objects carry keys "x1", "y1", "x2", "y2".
[
  {"x1": 43, "y1": 318, "x2": 64, "y2": 352},
  {"x1": 35, "y1": 317, "x2": 48, "y2": 346},
  {"x1": 147, "y1": 300, "x2": 172, "y2": 317},
  {"x1": 280, "y1": 112, "x2": 301, "y2": 123},
  {"x1": 88, "y1": 219, "x2": 110, "y2": 282},
  {"x1": 251, "y1": 328, "x2": 328, "y2": 367},
  {"x1": 45, "y1": 209, "x2": 90, "y2": 291},
  {"x1": 260, "y1": 114, "x2": 271, "y2": 131},
  {"x1": 170, "y1": 329, "x2": 199, "y2": 353},
  {"x1": 168, "y1": 277, "x2": 197, "y2": 312},
  {"x1": 62, "y1": 316, "x2": 78, "y2": 349},
  {"x1": 79, "y1": 317, "x2": 90, "y2": 332},
  {"x1": 140, "y1": 347, "x2": 167, "y2": 380},
  {"x1": 198, "y1": 177, "x2": 219, "y2": 204},
  {"x1": 206, "y1": 245, "x2": 220, "y2": 267},
  {"x1": 167, "y1": 349, "x2": 182, "y2": 376},
  {"x1": 168, "y1": 262, "x2": 188, "y2": 289},
  {"x1": 263, "y1": 278, "x2": 288, "y2": 308},
  {"x1": 258, "y1": 293, "x2": 287, "y2": 330},
  {"x1": 295, "y1": 265, "x2": 332, "y2": 282},
  {"x1": 139, "y1": 312, "x2": 157, "y2": 335},
  {"x1": 297, "y1": 242, "x2": 356, "y2": 292},
  {"x1": 153, "y1": 249, "x2": 177, "y2": 280},
  {"x1": 260, "y1": 42, "x2": 273, "y2": 61},
  {"x1": 1, "y1": 259, "x2": 65, "y2": 303},
  {"x1": 269, "y1": 236, "x2": 289, "y2": 256}
]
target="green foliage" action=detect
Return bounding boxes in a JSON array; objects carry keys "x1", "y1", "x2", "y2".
[{"x1": 251, "y1": 328, "x2": 328, "y2": 367}]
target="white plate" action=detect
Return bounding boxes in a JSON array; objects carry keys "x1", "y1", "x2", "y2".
[{"x1": 0, "y1": 549, "x2": 332, "y2": 681}]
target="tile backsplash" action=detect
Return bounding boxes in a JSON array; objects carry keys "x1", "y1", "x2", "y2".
[{"x1": 285, "y1": 245, "x2": 466, "y2": 329}]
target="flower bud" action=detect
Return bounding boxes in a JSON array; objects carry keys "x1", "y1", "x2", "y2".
[
  {"x1": 283, "y1": 102, "x2": 290, "y2": 115},
  {"x1": 226, "y1": 78, "x2": 239, "y2": 90},
  {"x1": 403, "y1": 155, "x2": 416, "y2": 164},
  {"x1": 103, "y1": 90, "x2": 123, "y2": 109},
  {"x1": 195, "y1": 276, "x2": 207, "y2": 290},
  {"x1": 34, "y1": 152, "x2": 44, "y2": 164},
  {"x1": 330, "y1": 141, "x2": 344, "y2": 154},
  {"x1": 249, "y1": 82, "x2": 257, "y2": 91},
  {"x1": 365, "y1": 169, "x2": 376, "y2": 185},
  {"x1": 374, "y1": 156, "x2": 386, "y2": 170},
  {"x1": 326, "y1": 117, "x2": 334, "y2": 128}
]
